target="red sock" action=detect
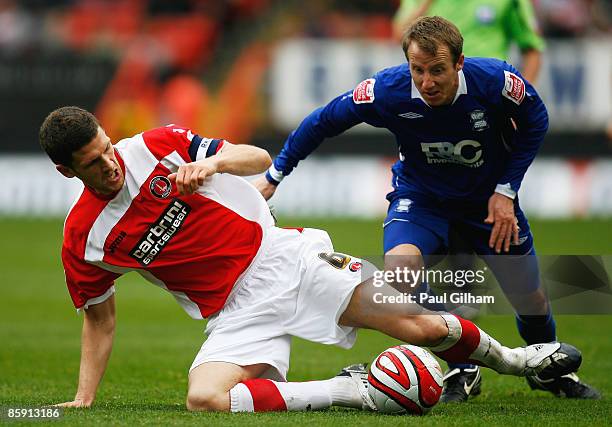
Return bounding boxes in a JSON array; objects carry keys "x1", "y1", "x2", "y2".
[{"x1": 238, "y1": 379, "x2": 287, "y2": 412}]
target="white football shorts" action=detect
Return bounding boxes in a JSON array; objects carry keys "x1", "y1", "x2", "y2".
[{"x1": 190, "y1": 226, "x2": 373, "y2": 380}]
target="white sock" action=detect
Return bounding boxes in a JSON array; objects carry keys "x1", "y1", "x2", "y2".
[
  {"x1": 431, "y1": 314, "x2": 527, "y2": 376},
  {"x1": 275, "y1": 381, "x2": 332, "y2": 411},
  {"x1": 472, "y1": 329, "x2": 527, "y2": 375}
]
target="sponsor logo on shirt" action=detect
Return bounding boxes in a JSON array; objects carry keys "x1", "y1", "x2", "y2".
[
  {"x1": 420, "y1": 140, "x2": 484, "y2": 168},
  {"x1": 470, "y1": 110, "x2": 489, "y2": 132},
  {"x1": 107, "y1": 231, "x2": 127, "y2": 254},
  {"x1": 150, "y1": 176, "x2": 172, "y2": 199},
  {"x1": 353, "y1": 78, "x2": 376, "y2": 104},
  {"x1": 398, "y1": 112, "x2": 423, "y2": 119},
  {"x1": 502, "y1": 71, "x2": 526, "y2": 105},
  {"x1": 129, "y1": 199, "x2": 191, "y2": 266}
]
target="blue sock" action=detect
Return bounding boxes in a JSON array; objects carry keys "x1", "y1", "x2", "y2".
[{"x1": 515, "y1": 311, "x2": 557, "y2": 344}]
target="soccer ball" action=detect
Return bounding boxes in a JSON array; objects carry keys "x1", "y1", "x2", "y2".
[{"x1": 368, "y1": 344, "x2": 443, "y2": 415}]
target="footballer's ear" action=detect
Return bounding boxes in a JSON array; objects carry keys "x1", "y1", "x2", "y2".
[{"x1": 56, "y1": 164, "x2": 76, "y2": 178}]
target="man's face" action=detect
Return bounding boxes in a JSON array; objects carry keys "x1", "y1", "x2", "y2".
[
  {"x1": 57, "y1": 127, "x2": 124, "y2": 195},
  {"x1": 407, "y1": 42, "x2": 464, "y2": 106}
]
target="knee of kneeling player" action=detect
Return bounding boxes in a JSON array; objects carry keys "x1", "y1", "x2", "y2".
[{"x1": 186, "y1": 389, "x2": 229, "y2": 412}]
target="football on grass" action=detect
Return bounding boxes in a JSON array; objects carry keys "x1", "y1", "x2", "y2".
[{"x1": 368, "y1": 344, "x2": 443, "y2": 415}]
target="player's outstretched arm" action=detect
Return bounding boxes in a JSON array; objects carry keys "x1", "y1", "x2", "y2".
[
  {"x1": 170, "y1": 142, "x2": 272, "y2": 195},
  {"x1": 54, "y1": 295, "x2": 116, "y2": 408}
]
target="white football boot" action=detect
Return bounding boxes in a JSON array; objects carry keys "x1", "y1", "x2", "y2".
[
  {"x1": 335, "y1": 363, "x2": 377, "y2": 411},
  {"x1": 523, "y1": 342, "x2": 582, "y2": 379}
]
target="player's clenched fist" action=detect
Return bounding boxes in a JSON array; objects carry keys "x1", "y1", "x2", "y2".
[{"x1": 169, "y1": 159, "x2": 219, "y2": 195}]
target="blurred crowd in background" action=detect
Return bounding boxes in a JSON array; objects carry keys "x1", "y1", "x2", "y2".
[{"x1": 0, "y1": 0, "x2": 611, "y2": 149}]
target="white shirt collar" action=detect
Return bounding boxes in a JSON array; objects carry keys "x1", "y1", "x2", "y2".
[{"x1": 411, "y1": 69, "x2": 467, "y2": 107}]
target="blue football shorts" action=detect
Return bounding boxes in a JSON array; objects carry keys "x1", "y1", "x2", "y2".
[{"x1": 383, "y1": 191, "x2": 540, "y2": 294}]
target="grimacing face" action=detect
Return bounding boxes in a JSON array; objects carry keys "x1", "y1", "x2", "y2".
[
  {"x1": 407, "y1": 41, "x2": 464, "y2": 107},
  {"x1": 56, "y1": 127, "x2": 124, "y2": 195}
]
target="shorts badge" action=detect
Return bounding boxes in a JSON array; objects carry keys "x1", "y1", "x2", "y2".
[{"x1": 349, "y1": 262, "x2": 362, "y2": 272}]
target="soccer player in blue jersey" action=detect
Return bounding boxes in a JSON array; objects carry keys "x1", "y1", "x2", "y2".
[{"x1": 254, "y1": 16, "x2": 599, "y2": 401}]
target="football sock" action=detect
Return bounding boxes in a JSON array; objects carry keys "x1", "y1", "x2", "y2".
[
  {"x1": 516, "y1": 312, "x2": 556, "y2": 344},
  {"x1": 430, "y1": 314, "x2": 526, "y2": 376},
  {"x1": 230, "y1": 378, "x2": 339, "y2": 412}
]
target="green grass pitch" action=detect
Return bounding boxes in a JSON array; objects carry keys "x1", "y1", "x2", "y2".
[{"x1": 0, "y1": 217, "x2": 610, "y2": 426}]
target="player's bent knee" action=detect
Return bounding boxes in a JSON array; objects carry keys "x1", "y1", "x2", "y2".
[
  {"x1": 186, "y1": 388, "x2": 229, "y2": 412},
  {"x1": 408, "y1": 315, "x2": 448, "y2": 346}
]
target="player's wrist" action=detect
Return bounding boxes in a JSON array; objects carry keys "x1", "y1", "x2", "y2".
[
  {"x1": 265, "y1": 164, "x2": 285, "y2": 186},
  {"x1": 494, "y1": 183, "x2": 516, "y2": 200}
]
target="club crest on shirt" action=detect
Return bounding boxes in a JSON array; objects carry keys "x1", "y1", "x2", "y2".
[
  {"x1": 470, "y1": 110, "x2": 489, "y2": 132},
  {"x1": 502, "y1": 71, "x2": 525, "y2": 105},
  {"x1": 353, "y1": 78, "x2": 376, "y2": 104},
  {"x1": 150, "y1": 176, "x2": 172, "y2": 199}
]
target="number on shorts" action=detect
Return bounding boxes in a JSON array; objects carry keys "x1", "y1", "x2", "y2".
[{"x1": 318, "y1": 252, "x2": 351, "y2": 269}]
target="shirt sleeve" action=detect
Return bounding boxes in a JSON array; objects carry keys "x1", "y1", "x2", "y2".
[
  {"x1": 157, "y1": 125, "x2": 225, "y2": 162},
  {"x1": 494, "y1": 63, "x2": 549, "y2": 195},
  {"x1": 506, "y1": 0, "x2": 545, "y2": 52},
  {"x1": 188, "y1": 136, "x2": 226, "y2": 161},
  {"x1": 268, "y1": 77, "x2": 385, "y2": 184},
  {"x1": 62, "y1": 245, "x2": 121, "y2": 310}
]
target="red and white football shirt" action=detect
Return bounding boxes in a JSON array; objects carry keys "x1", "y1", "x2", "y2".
[{"x1": 62, "y1": 125, "x2": 275, "y2": 319}]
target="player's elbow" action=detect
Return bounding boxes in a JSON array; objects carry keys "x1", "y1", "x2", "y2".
[{"x1": 254, "y1": 147, "x2": 272, "y2": 171}]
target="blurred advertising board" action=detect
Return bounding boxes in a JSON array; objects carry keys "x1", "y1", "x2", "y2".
[
  {"x1": 1, "y1": 155, "x2": 610, "y2": 218},
  {"x1": 270, "y1": 38, "x2": 612, "y2": 132}
]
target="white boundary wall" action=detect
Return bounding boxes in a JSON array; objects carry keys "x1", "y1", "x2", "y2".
[
  {"x1": 270, "y1": 38, "x2": 612, "y2": 132},
  {"x1": 1, "y1": 155, "x2": 610, "y2": 218}
]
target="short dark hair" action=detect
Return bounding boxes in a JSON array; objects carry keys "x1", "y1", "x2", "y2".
[
  {"x1": 39, "y1": 106, "x2": 100, "y2": 167},
  {"x1": 401, "y1": 16, "x2": 464, "y2": 64}
]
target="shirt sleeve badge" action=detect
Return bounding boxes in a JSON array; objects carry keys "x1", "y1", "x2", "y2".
[
  {"x1": 353, "y1": 78, "x2": 376, "y2": 104},
  {"x1": 502, "y1": 71, "x2": 526, "y2": 105}
]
